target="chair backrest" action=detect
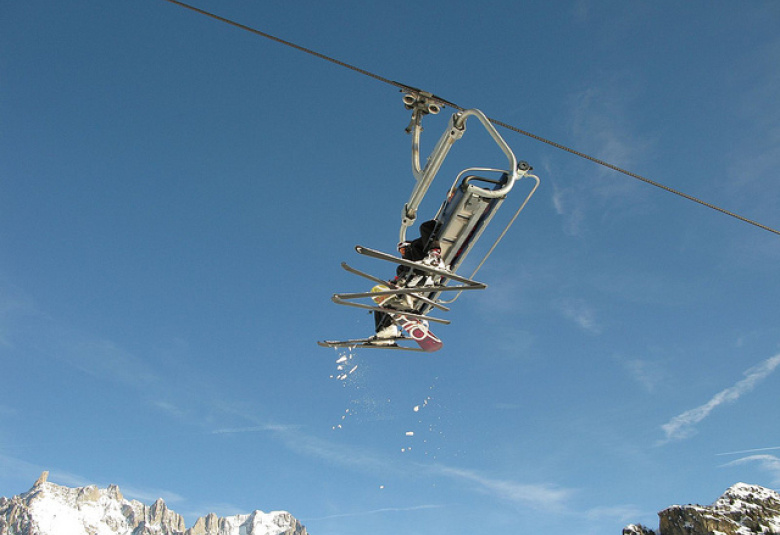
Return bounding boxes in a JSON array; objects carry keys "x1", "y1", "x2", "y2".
[{"x1": 432, "y1": 173, "x2": 509, "y2": 272}]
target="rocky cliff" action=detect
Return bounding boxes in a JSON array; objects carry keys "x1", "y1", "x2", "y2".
[
  {"x1": 624, "y1": 482, "x2": 780, "y2": 535},
  {"x1": 0, "y1": 472, "x2": 307, "y2": 535}
]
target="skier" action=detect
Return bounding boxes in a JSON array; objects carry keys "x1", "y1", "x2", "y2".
[{"x1": 371, "y1": 220, "x2": 444, "y2": 343}]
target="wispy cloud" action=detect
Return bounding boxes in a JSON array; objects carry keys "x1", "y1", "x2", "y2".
[
  {"x1": 120, "y1": 485, "x2": 185, "y2": 504},
  {"x1": 660, "y1": 353, "x2": 780, "y2": 443},
  {"x1": 554, "y1": 76, "x2": 656, "y2": 236},
  {"x1": 0, "y1": 454, "x2": 184, "y2": 504},
  {"x1": 272, "y1": 427, "x2": 400, "y2": 476},
  {"x1": 208, "y1": 418, "x2": 574, "y2": 514},
  {"x1": 49, "y1": 471, "x2": 185, "y2": 505},
  {"x1": 227, "y1": 420, "x2": 575, "y2": 514},
  {"x1": 725, "y1": 35, "x2": 780, "y2": 206},
  {"x1": 0, "y1": 453, "x2": 105, "y2": 494},
  {"x1": 568, "y1": 81, "x2": 648, "y2": 182},
  {"x1": 617, "y1": 357, "x2": 665, "y2": 393},
  {"x1": 557, "y1": 298, "x2": 602, "y2": 335},
  {"x1": 63, "y1": 338, "x2": 159, "y2": 388},
  {"x1": 433, "y1": 465, "x2": 573, "y2": 512},
  {"x1": 717, "y1": 446, "x2": 780, "y2": 457},
  {"x1": 47, "y1": 469, "x2": 185, "y2": 505},
  {"x1": 720, "y1": 454, "x2": 780, "y2": 486},
  {"x1": 0, "y1": 456, "x2": 90, "y2": 494},
  {"x1": 551, "y1": 182, "x2": 587, "y2": 237},
  {"x1": 211, "y1": 424, "x2": 299, "y2": 434},
  {"x1": 585, "y1": 504, "x2": 644, "y2": 523},
  {"x1": 304, "y1": 504, "x2": 445, "y2": 521},
  {"x1": 0, "y1": 453, "x2": 46, "y2": 485}
]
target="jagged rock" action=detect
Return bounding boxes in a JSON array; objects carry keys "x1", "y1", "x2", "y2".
[
  {"x1": 187, "y1": 512, "x2": 220, "y2": 535},
  {"x1": 0, "y1": 496, "x2": 35, "y2": 535},
  {"x1": 108, "y1": 485, "x2": 124, "y2": 502},
  {"x1": 33, "y1": 472, "x2": 48, "y2": 488},
  {"x1": 0, "y1": 475, "x2": 308, "y2": 535},
  {"x1": 184, "y1": 510, "x2": 307, "y2": 535},
  {"x1": 77, "y1": 485, "x2": 102, "y2": 503},
  {"x1": 637, "y1": 482, "x2": 780, "y2": 535},
  {"x1": 623, "y1": 523, "x2": 656, "y2": 535}
]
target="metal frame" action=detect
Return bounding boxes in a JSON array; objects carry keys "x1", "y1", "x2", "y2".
[
  {"x1": 400, "y1": 95, "x2": 526, "y2": 243},
  {"x1": 320, "y1": 93, "x2": 540, "y2": 349},
  {"x1": 329, "y1": 245, "x2": 488, "y2": 325}
]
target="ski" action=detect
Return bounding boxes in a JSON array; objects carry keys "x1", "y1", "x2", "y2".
[
  {"x1": 318, "y1": 337, "x2": 426, "y2": 352},
  {"x1": 335, "y1": 288, "x2": 450, "y2": 312},
  {"x1": 355, "y1": 246, "x2": 487, "y2": 288},
  {"x1": 340, "y1": 262, "x2": 391, "y2": 287},
  {"x1": 392, "y1": 314, "x2": 443, "y2": 352},
  {"x1": 325, "y1": 248, "x2": 481, "y2": 352},
  {"x1": 341, "y1": 263, "x2": 481, "y2": 296},
  {"x1": 330, "y1": 295, "x2": 451, "y2": 325}
]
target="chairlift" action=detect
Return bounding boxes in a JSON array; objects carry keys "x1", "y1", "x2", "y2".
[{"x1": 318, "y1": 92, "x2": 540, "y2": 351}]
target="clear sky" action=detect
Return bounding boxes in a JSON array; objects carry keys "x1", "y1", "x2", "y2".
[{"x1": 2, "y1": 1, "x2": 780, "y2": 534}]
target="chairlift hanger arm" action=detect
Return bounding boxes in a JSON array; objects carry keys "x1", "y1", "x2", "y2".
[{"x1": 400, "y1": 94, "x2": 523, "y2": 243}]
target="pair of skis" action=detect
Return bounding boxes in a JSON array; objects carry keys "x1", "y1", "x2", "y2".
[
  {"x1": 318, "y1": 246, "x2": 486, "y2": 352},
  {"x1": 317, "y1": 313, "x2": 442, "y2": 352}
]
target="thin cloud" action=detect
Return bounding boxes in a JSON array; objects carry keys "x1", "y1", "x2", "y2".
[
  {"x1": 568, "y1": 81, "x2": 649, "y2": 184},
  {"x1": 660, "y1": 354, "x2": 780, "y2": 443},
  {"x1": 433, "y1": 465, "x2": 573, "y2": 512},
  {"x1": 211, "y1": 424, "x2": 300, "y2": 434},
  {"x1": 47, "y1": 470, "x2": 185, "y2": 505},
  {"x1": 618, "y1": 357, "x2": 664, "y2": 393},
  {"x1": 556, "y1": 78, "x2": 656, "y2": 236},
  {"x1": 63, "y1": 338, "x2": 159, "y2": 387},
  {"x1": 558, "y1": 298, "x2": 602, "y2": 335},
  {"x1": 720, "y1": 454, "x2": 780, "y2": 486},
  {"x1": 717, "y1": 446, "x2": 780, "y2": 457},
  {"x1": 305, "y1": 504, "x2": 445, "y2": 521},
  {"x1": 585, "y1": 504, "x2": 644, "y2": 523},
  {"x1": 0, "y1": 453, "x2": 46, "y2": 485},
  {"x1": 0, "y1": 455, "x2": 92, "y2": 493},
  {"x1": 551, "y1": 182, "x2": 587, "y2": 236},
  {"x1": 119, "y1": 485, "x2": 185, "y2": 504},
  {"x1": 0, "y1": 455, "x2": 184, "y2": 505},
  {"x1": 153, "y1": 400, "x2": 191, "y2": 422},
  {"x1": 245, "y1": 425, "x2": 575, "y2": 514},
  {"x1": 272, "y1": 427, "x2": 399, "y2": 476},
  {"x1": 218, "y1": 423, "x2": 573, "y2": 513}
]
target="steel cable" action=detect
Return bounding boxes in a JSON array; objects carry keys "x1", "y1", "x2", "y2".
[{"x1": 159, "y1": 0, "x2": 780, "y2": 237}]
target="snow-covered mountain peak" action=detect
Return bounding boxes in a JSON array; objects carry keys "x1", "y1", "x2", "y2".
[
  {"x1": 714, "y1": 482, "x2": 780, "y2": 512},
  {"x1": 0, "y1": 473, "x2": 307, "y2": 535},
  {"x1": 189, "y1": 510, "x2": 305, "y2": 535},
  {"x1": 658, "y1": 482, "x2": 780, "y2": 535}
]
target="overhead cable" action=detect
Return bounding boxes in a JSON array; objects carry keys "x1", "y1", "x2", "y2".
[{"x1": 159, "y1": 0, "x2": 780, "y2": 237}]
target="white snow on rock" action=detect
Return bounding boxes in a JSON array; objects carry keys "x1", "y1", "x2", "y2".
[
  {"x1": 0, "y1": 472, "x2": 307, "y2": 535},
  {"x1": 657, "y1": 482, "x2": 780, "y2": 535}
]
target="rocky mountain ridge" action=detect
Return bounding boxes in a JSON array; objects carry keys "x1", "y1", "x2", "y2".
[
  {"x1": 5, "y1": 473, "x2": 777, "y2": 535},
  {"x1": 0, "y1": 472, "x2": 307, "y2": 535},
  {"x1": 624, "y1": 482, "x2": 780, "y2": 535}
]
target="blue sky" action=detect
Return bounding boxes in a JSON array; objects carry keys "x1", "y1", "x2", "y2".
[{"x1": 2, "y1": 1, "x2": 780, "y2": 534}]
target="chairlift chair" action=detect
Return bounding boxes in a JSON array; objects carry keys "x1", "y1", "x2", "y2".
[{"x1": 319, "y1": 92, "x2": 540, "y2": 351}]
